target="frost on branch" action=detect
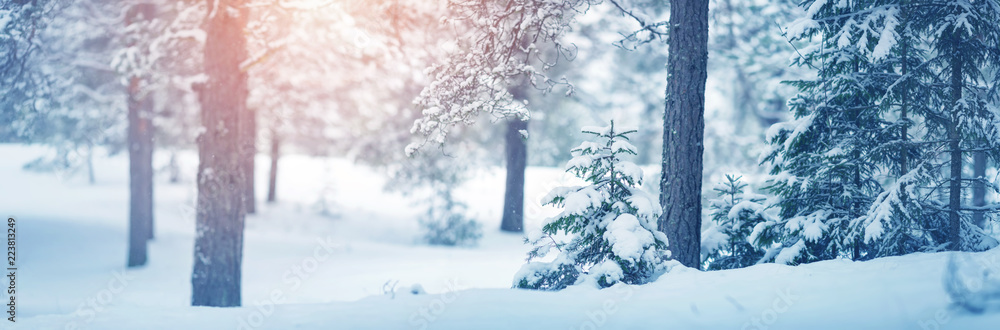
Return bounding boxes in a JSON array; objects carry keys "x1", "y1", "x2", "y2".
[
  {"x1": 408, "y1": 0, "x2": 597, "y2": 155},
  {"x1": 514, "y1": 121, "x2": 669, "y2": 291}
]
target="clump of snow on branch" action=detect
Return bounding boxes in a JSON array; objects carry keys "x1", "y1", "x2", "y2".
[{"x1": 407, "y1": 0, "x2": 599, "y2": 155}]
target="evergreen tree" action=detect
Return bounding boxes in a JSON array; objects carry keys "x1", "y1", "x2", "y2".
[
  {"x1": 914, "y1": 0, "x2": 1000, "y2": 251},
  {"x1": 760, "y1": 0, "x2": 1000, "y2": 264},
  {"x1": 848, "y1": 0, "x2": 947, "y2": 258},
  {"x1": 515, "y1": 122, "x2": 669, "y2": 290},
  {"x1": 759, "y1": 0, "x2": 914, "y2": 263},
  {"x1": 701, "y1": 175, "x2": 769, "y2": 270},
  {"x1": 1, "y1": 0, "x2": 52, "y2": 141},
  {"x1": 855, "y1": 0, "x2": 1000, "y2": 254}
]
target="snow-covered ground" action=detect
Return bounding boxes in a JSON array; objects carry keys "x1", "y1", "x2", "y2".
[{"x1": 2, "y1": 143, "x2": 999, "y2": 329}]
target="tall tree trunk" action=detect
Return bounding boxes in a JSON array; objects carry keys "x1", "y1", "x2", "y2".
[
  {"x1": 851, "y1": 60, "x2": 862, "y2": 261},
  {"x1": 242, "y1": 107, "x2": 256, "y2": 214},
  {"x1": 125, "y1": 3, "x2": 156, "y2": 267},
  {"x1": 127, "y1": 76, "x2": 153, "y2": 268},
  {"x1": 899, "y1": 28, "x2": 909, "y2": 179},
  {"x1": 501, "y1": 118, "x2": 528, "y2": 232},
  {"x1": 947, "y1": 28, "x2": 963, "y2": 251},
  {"x1": 660, "y1": 0, "x2": 709, "y2": 268},
  {"x1": 899, "y1": 15, "x2": 913, "y2": 241},
  {"x1": 192, "y1": 0, "x2": 248, "y2": 307},
  {"x1": 501, "y1": 81, "x2": 529, "y2": 233},
  {"x1": 972, "y1": 152, "x2": 986, "y2": 229},
  {"x1": 267, "y1": 130, "x2": 279, "y2": 203}
]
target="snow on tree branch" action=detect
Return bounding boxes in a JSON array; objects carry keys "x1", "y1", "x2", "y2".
[{"x1": 407, "y1": 0, "x2": 666, "y2": 156}]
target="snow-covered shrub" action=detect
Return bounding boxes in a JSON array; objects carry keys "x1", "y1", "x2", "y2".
[
  {"x1": 384, "y1": 136, "x2": 484, "y2": 247},
  {"x1": 701, "y1": 175, "x2": 768, "y2": 270},
  {"x1": 420, "y1": 198, "x2": 482, "y2": 247},
  {"x1": 514, "y1": 121, "x2": 669, "y2": 290}
]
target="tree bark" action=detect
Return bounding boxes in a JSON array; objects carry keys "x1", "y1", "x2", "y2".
[
  {"x1": 660, "y1": 0, "x2": 709, "y2": 268},
  {"x1": 899, "y1": 3, "x2": 910, "y2": 181},
  {"x1": 267, "y1": 130, "x2": 279, "y2": 203},
  {"x1": 127, "y1": 76, "x2": 153, "y2": 268},
  {"x1": 125, "y1": 3, "x2": 156, "y2": 267},
  {"x1": 242, "y1": 106, "x2": 256, "y2": 214},
  {"x1": 972, "y1": 152, "x2": 986, "y2": 229},
  {"x1": 501, "y1": 118, "x2": 528, "y2": 232},
  {"x1": 192, "y1": 0, "x2": 248, "y2": 307},
  {"x1": 947, "y1": 28, "x2": 963, "y2": 251}
]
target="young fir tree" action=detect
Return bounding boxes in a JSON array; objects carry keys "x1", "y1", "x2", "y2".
[
  {"x1": 842, "y1": 0, "x2": 949, "y2": 258},
  {"x1": 757, "y1": 0, "x2": 901, "y2": 264},
  {"x1": 514, "y1": 121, "x2": 669, "y2": 290},
  {"x1": 913, "y1": 0, "x2": 1000, "y2": 251},
  {"x1": 701, "y1": 175, "x2": 769, "y2": 270}
]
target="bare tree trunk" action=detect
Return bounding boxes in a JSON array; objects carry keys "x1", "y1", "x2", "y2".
[
  {"x1": 899, "y1": 23, "x2": 909, "y2": 180},
  {"x1": 192, "y1": 0, "x2": 248, "y2": 307},
  {"x1": 660, "y1": 0, "x2": 709, "y2": 268},
  {"x1": 125, "y1": 3, "x2": 156, "y2": 267},
  {"x1": 972, "y1": 152, "x2": 986, "y2": 229},
  {"x1": 501, "y1": 118, "x2": 528, "y2": 232},
  {"x1": 267, "y1": 129, "x2": 279, "y2": 203},
  {"x1": 947, "y1": 29, "x2": 964, "y2": 251},
  {"x1": 242, "y1": 107, "x2": 256, "y2": 214},
  {"x1": 127, "y1": 75, "x2": 153, "y2": 268}
]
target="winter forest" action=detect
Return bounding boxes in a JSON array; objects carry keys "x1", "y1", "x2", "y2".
[{"x1": 2, "y1": 0, "x2": 1000, "y2": 328}]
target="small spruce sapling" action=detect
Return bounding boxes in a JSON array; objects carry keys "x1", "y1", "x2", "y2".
[
  {"x1": 701, "y1": 175, "x2": 769, "y2": 270},
  {"x1": 514, "y1": 121, "x2": 669, "y2": 290},
  {"x1": 419, "y1": 189, "x2": 482, "y2": 247},
  {"x1": 389, "y1": 146, "x2": 483, "y2": 247}
]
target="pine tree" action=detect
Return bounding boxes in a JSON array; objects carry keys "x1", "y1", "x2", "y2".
[
  {"x1": 914, "y1": 0, "x2": 1000, "y2": 251},
  {"x1": 848, "y1": 0, "x2": 947, "y2": 259},
  {"x1": 701, "y1": 175, "x2": 769, "y2": 270},
  {"x1": 759, "y1": 0, "x2": 904, "y2": 263},
  {"x1": 192, "y1": 0, "x2": 250, "y2": 307},
  {"x1": 515, "y1": 121, "x2": 669, "y2": 290},
  {"x1": 1, "y1": 0, "x2": 52, "y2": 140},
  {"x1": 760, "y1": 0, "x2": 1000, "y2": 263}
]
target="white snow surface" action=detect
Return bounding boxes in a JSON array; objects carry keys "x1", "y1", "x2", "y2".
[{"x1": 2, "y1": 144, "x2": 1000, "y2": 329}]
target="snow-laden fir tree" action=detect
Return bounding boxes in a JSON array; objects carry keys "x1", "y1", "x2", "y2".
[
  {"x1": 701, "y1": 175, "x2": 769, "y2": 270},
  {"x1": 407, "y1": 0, "x2": 668, "y2": 154},
  {"x1": 850, "y1": 0, "x2": 1000, "y2": 254},
  {"x1": 757, "y1": 0, "x2": 903, "y2": 264},
  {"x1": 1, "y1": 0, "x2": 53, "y2": 140},
  {"x1": 514, "y1": 121, "x2": 669, "y2": 290},
  {"x1": 759, "y1": 0, "x2": 1000, "y2": 263},
  {"x1": 843, "y1": 0, "x2": 951, "y2": 257},
  {"x1": 910, "y1": 0, "x2": 1000, "y2": 251}
]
